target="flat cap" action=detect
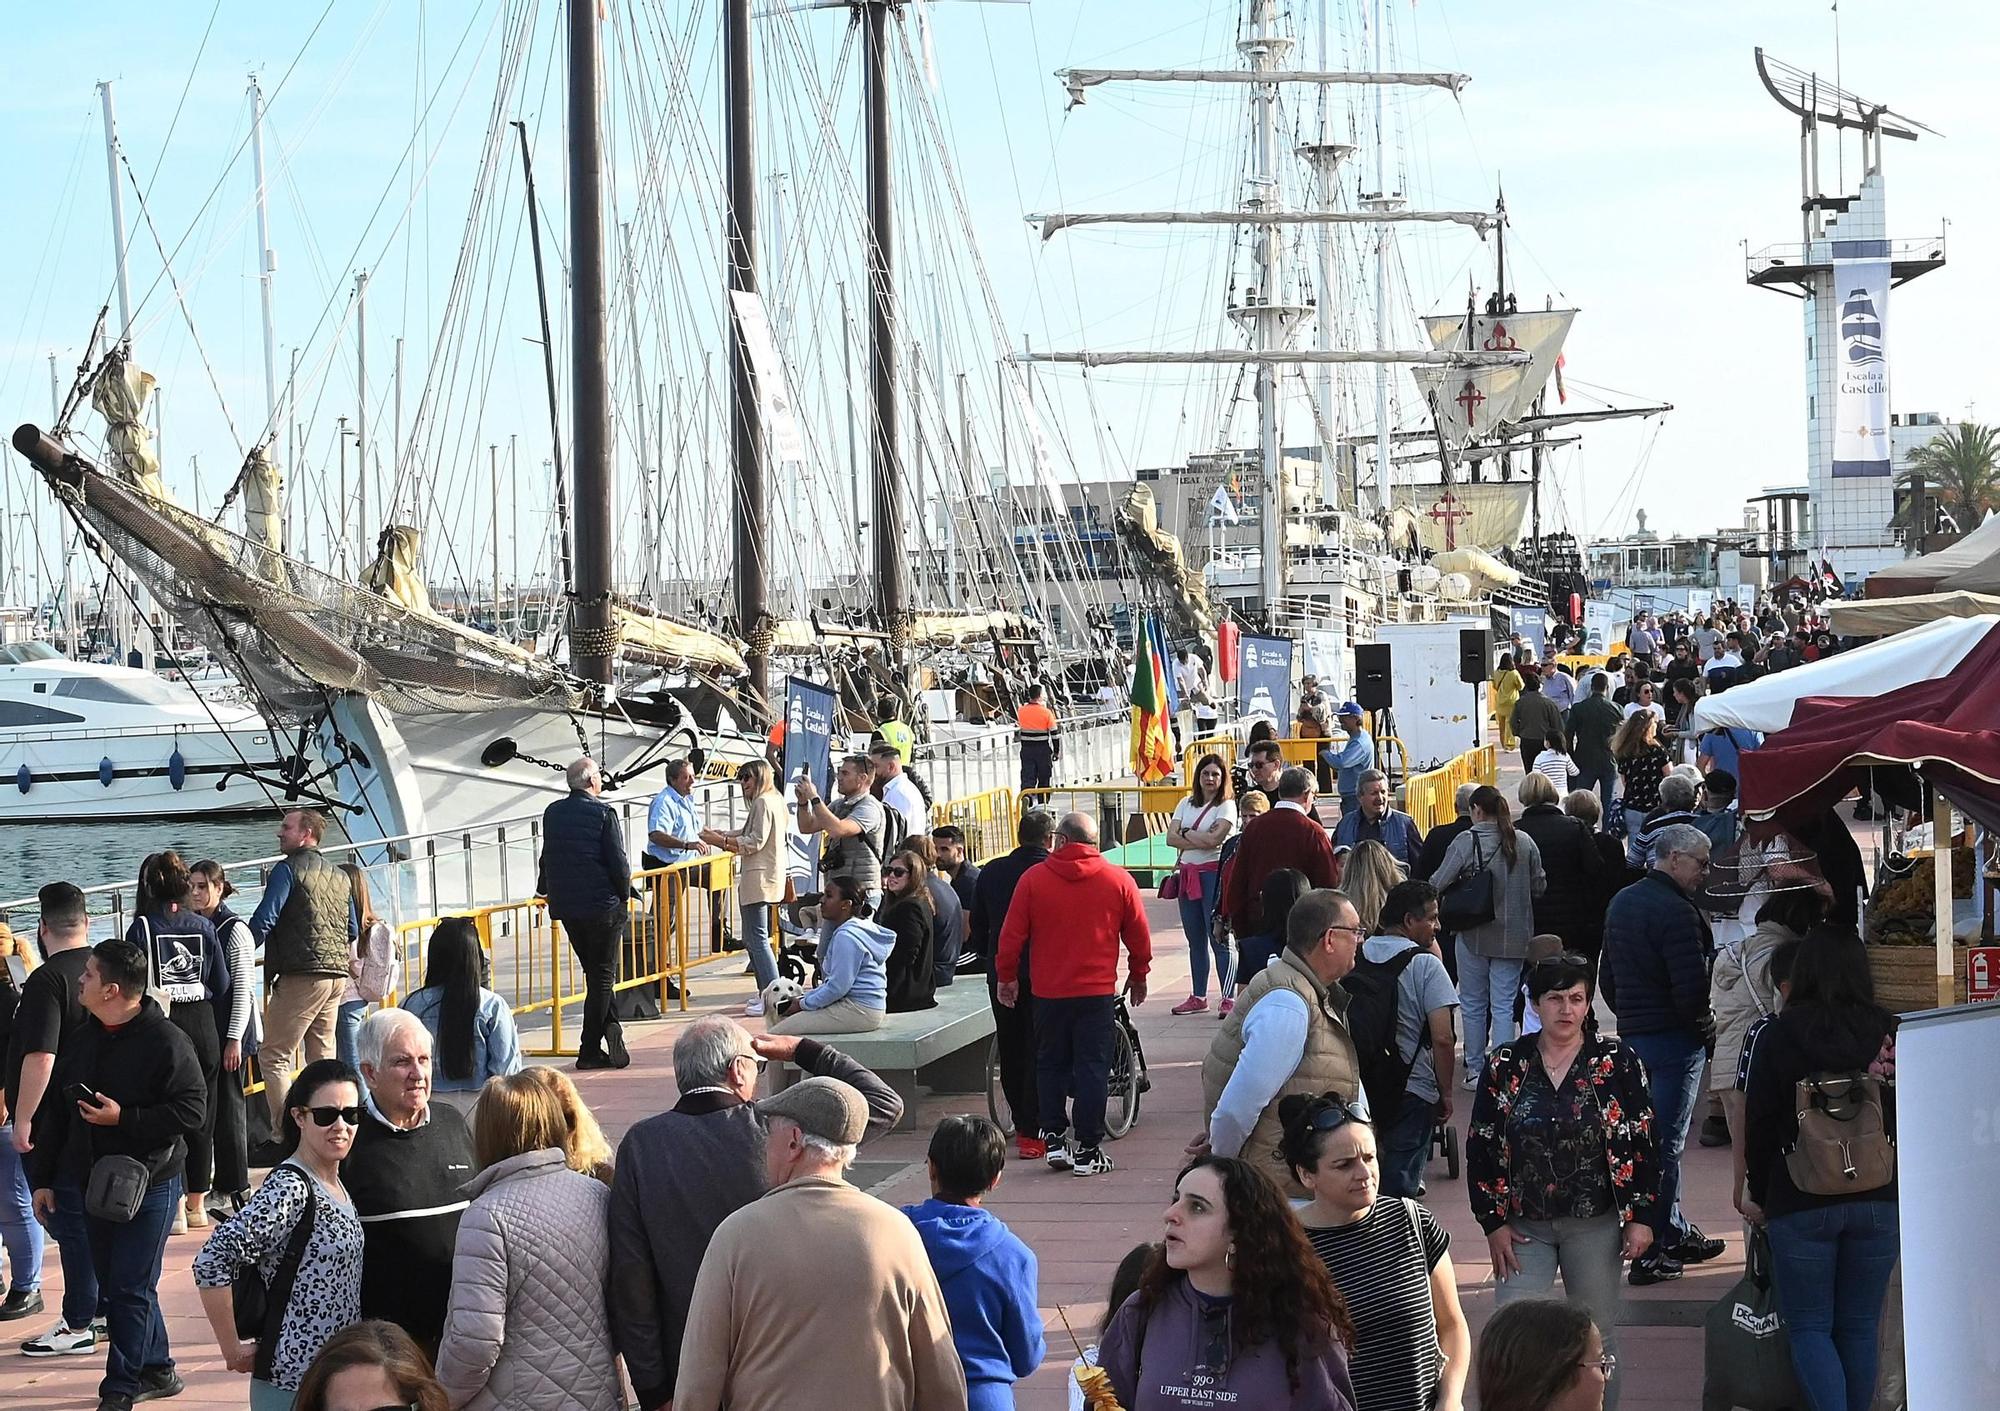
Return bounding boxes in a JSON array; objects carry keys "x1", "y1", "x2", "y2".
[{"x1": 755, "y1": 1076, "x2": 868, "y2": 1145}]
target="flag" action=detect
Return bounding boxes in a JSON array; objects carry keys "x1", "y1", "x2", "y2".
[
  {"x1": 1208, "y1": 484, "x2": 1240, "y2": 526},
  {"x1": 1554, "y1": 351, "x2": 1568, "y2": 404},
  {"x1": 1128, "y1": 616, "x2": 1176, "y2": 782}
]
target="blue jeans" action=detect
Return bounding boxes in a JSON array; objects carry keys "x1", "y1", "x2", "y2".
[
  {"x1": 1622, "y1": 1028, "x2": 1706, "y2": 1243},
  {"x1": 335, "y1": 999, "x2": 368, "y2": 1070},
  {"x1": 1035, "y1": 994, "x2": 1116, "y2": 1149},
  {"x1": 0, "y1": 1125, "x2": 42, "y2": 1294},
  {"x1": 87, "y1": 1175, "x2": 180, "y2": 1399},
  {"x1": 1376, "y1": 1093, "x2": 1438, "y2": 1199},
  {"x1": 1766, "y1": 1202, "x2": 1900, "y2": 1411},
  {"x1": 1176, "y1": 885, "x2": 1229, "y2": 999},
  {"x1": 740, "y1": 902, "x2": 779, "y2": 993},
  {"x1": 1456, "y1": 943, "x2": 1524, "y2": 1079},
  {"x1": 1579, "y1": 759, "x2": 1619, "y2": 826},
  {"x1": 49, "y1": 1180, "x2": 101, "y2": 1329}
]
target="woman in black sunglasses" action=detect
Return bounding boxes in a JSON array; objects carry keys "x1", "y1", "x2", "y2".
[
  {"x1": 878, "y1": 848, "x2": 938, "y2": 1014},
  {"x1": 193, "y1": 1058, "x2": 368, "y2": 1411}
]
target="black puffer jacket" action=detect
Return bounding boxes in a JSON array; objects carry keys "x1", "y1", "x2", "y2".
[
  {"x1": 1516, "y1": 803, "x2": 1608, "y2": 951},
  {"x1": 879, "y1": 893, "x2": 936, "y2": 1013}
]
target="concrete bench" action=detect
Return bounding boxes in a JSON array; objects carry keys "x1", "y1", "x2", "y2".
[{"x1": 777, "y1": 981, "x2": 996, "y2": 1131}]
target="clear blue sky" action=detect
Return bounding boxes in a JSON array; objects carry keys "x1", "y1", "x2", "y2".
[{"x1": 2, "y1": 0, "x2": 1992, "y2": 602}]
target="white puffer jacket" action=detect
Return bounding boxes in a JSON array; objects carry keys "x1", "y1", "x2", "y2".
[{"x1": 434, "y1": 1147, "x2": 620, "y2": 1411}]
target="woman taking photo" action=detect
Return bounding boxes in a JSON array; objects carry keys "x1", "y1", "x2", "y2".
[
  {"x1": 878, "y1": 848, "x2": 938, "y2": 1013},
  {"x1": 293, "y1": 1321, "x2": 449, "y2": 1411},
  {"x1": 1743, "y1": 926, "x2": 1899, "y2": 1411},
  {"x1": 1491, "y1": 653, "x2": 1525, "y2": 752},
  {"x1": 1167, "y1": 753, "x2": 1238, "y2": 1016},
  {"x1": 697, "y1": 760, "x2": 788, "y2": 1015},
  {"x1": 1610, "y1": 712, "x2": 1671, "y2": 824},
  {"x1": 1282, "y1": 1095, "x2": 1470, "y2": 1411},
  {"x1": 434, "y1": 1072, "x2": 620, "y2": 1411},
  {"x1": 128, "y1": 851, "x2": 228, "y2": 1232},
  {"x1": 1430, "y1": 786, "x2": 1546, "y2": 1087},
  {"x1": 1467, "y1": 954, "x2": 1659, "y2": 1411},
  {"x1": 335, "y1": 864, "x2": 398, "y2": 1070},
  {"x1": 1099, "y1": 1156, "x2": 1357, "y2": 1410},
  {"x1": 190, "y1": 860, "x2": 259, "y2": 1211},
  {"x1": 401, "y1": 918, "x2": 523, "y2": 1108},
  {"x1": 193, "y1": 1059, "x2": 367, "y2": 1411},
  {"x1": 1476, "y1": 1299, "x2": 1614, "y2": 1411}
]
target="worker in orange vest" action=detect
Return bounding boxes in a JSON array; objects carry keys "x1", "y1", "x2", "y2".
[{"x1": 1015, "y1": 684, "x2": 1061, "y2": 792}]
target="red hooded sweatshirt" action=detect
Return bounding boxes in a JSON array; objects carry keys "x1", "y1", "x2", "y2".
[{"x1": 995, "y1": 842, "x2": 1152, "y2": 999}]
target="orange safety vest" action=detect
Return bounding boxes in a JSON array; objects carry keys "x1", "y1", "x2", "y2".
[{"x1": 1016, "y1": 702, "x2": 1059, "y2": 745}]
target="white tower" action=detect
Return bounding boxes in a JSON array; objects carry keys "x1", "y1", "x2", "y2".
[{"x1": 1746, "y1": 50, "x2": 1944, "y2": 584}]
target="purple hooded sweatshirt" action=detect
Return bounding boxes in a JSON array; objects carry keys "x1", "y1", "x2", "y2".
[{"x1": 1098, "y1": 1281, "x2": 1356, "y2": 1411}]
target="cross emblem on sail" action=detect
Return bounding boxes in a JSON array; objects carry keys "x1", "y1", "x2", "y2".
[{"x1": 1411, "y1": 308, "x2": 1576, "y2": 447}]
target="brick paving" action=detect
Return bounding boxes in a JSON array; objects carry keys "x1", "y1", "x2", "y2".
[{"x1": 0, "y1": 881, "x2": 1748, "y2": 1410}]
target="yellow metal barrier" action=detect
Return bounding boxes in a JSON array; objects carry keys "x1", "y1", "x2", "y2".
[
  {"x1": 1020, "y1": 783, "x2": 1186, "y2": 846},
  {"x1": 1403, "y1": 744, "x2": 1500, "y2": 835},
  {"x1": 1180, "y1": 736, "x2": 1239, "y2": 781},
  {"x1": 931, "y1": 787, "x2": 1017, "y2": 864}
]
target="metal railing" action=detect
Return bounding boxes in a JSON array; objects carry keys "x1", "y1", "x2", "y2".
[
  {"x1": 1403, "y1": 744, "x2": 1499, "y2": 835},
  {"x1": 931, "y1": 788, "x2": 1018, "y2": 864}
]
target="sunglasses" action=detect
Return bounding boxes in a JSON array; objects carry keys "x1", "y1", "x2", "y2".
[
  {"x1": 1302, "y1": 1094, "x2": 1364, "y2": 1132},
  {"x1": 297, "y1": 1105, "x2": 364, "y2": 1128},
  {"x1": 882, "y1": 865, "x2": 909, "y2": 877}
]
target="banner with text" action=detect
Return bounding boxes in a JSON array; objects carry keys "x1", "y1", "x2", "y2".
[
  {"x1": 1238, "y1": 635, "x2": 1294, "y2": 728},
  {"x1": 1581, "y1": 601, "x2": 1619, "y2": 655},
  {"x1": 1830, "y1": 240, "x2": 1892, "y2": 478},
  {"x1": 1508, "y1": 606, "x2": 1548, "y2": 663},
  {"x1": 783, "y1": 677, "x2": 838, "y2": 889},
  {"x1": 1303, "y1": 627, "x2": 1348, "y2": 701}
]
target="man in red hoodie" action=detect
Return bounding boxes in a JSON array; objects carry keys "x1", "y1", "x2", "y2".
[{"x1": 995, "y1": 812, "x2": 1151, "y2": 1178}]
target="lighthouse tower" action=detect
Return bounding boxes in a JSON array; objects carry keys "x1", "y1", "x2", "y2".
[{"x1": 1745, "y1": 49, "x2": 1945, "y2": 583}]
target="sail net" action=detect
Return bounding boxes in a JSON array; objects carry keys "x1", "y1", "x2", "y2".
[{"x1": 34, "y1": 444, "x2": 584, "y2": 726}]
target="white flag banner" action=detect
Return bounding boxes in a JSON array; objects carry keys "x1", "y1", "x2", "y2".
[
  {"x1": 1003, "y1": 363, "x2": 1065, "y2": 513},
  {"x1": 1830, "y1": 241, "x2": 1891, "y2": 478},
  {"x1": 1208, "y1": 484, "x2": 1241, "y2": 525},
  {"x1": 1303, "y1": 627, "x2": 1348, "y2": 700},
  {"x1": 728, "y1": 290, "x2": 807, "y2": 464}
]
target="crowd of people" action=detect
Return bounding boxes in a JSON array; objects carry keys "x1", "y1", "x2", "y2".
[{"x1": 0, "y1": 626, "x2": 1905, "y2": 1411}]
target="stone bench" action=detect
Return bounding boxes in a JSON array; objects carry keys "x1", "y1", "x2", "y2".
[{"x1": 777, "y1": 980, "x2": 996, "y2": 1131}]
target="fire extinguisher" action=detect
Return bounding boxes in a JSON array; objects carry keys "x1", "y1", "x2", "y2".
[{"x1": 1975, "y1": 949, "x2": 1992, "y2": 997}]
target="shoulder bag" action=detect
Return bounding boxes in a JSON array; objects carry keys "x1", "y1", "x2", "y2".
[
  {"x1": 1438, "y1": 834, "x2": 1496, "y2": 931},
  {"x1": 1785, "y1": 1072, "x2": 1894, "y2": 1196},
  {"x1": 233, "y1": 1166, "x2": 320, "y2": 1379},
  {"x1": 1159, "y1": 804, "x2": 1216, "y2": 900}
]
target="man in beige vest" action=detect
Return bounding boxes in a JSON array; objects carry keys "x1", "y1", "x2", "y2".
[{"x1": 1195, "y1": 888, "x2": 1366, "y2": 1196}]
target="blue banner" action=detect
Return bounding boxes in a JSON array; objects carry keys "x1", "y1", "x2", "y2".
[
  {"x1": 1508, "y1": 606, "x2": 1547, "y2": 663},
  {"x1": 1238, "y1": 634, "x2": 1294, "y2": 728},
  {"x1": 783, "y1": 677, "x2": 838, "y2": 891}
]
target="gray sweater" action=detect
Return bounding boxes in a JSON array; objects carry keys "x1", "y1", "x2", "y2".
[
  {"x1": 1431, "y1": 821, "x2": 1547, "y2": 960},
  {"x1": 605, "y1": 1040, "x2": 905, "y2": 1407}
]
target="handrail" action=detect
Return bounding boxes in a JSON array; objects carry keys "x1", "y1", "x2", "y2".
[{"x1": 1403, "y1": 744, "x2": 1499, "y2": 835}]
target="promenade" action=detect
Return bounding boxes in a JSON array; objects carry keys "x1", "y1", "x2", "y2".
[{"x1": 0, "y1": 888, "x2": 1743, "y2": 1410}]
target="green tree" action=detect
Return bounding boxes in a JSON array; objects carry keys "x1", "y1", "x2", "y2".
[{"x1": 1894, "y1": 422, "x2": 2000, "y2": 531}]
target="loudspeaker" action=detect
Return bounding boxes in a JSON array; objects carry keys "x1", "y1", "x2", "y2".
[
  {"x1": 1354, "y1": 643, "x2": 1394, "y2": 711},
  {"x1": 1459, "y1": 628, "x2": 1491, "y2": 684}
]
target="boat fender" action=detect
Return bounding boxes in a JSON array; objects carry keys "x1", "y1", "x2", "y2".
[
  {"x1": 15, "y1": 764, "x2": 28, "y2": 795},
  {"x1": 100, "y1": 756, "x2": 116, "y2": 788},
  {"x1": 169, "y1": 747, "x2": 187, "y2": 790}
]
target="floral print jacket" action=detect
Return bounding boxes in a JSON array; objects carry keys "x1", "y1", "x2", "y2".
[{"x1": 1465, "y1": 1031, "x2": 1660, "y2": 1234}]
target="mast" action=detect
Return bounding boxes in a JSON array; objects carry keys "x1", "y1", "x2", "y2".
[
  {"x1": 569, "y1": 0, "x2": 615, "y2": 687},
  {"x1": 354, "y1": 269, "x2": 369, "y2": 569},
  {"x1": 862, "y1": 0, "x2": 907, "y2": 647},
  {"x1": 1367, "y1": 0, "x2": 1397, "y2": 519},
  {"x1": 97, "y1": 82, "x2": 135, "y2": 343},
  {"x1": 511, "y1": 121, "x2": 573, "y2": 599},
  {"x1": 248, "y1": 75, "x2": 279, "y2": 433},
  {"x1": 726, "y1": 0, "x2": 768, "y2": 700},
  {"x1": 1247, "y1": 0, "x2": 1290, "y2": 614},
  {"x1": 622, "y1": 222, "x2": 659, "y2": 608},
  {"x1": 491, "y1": 444, "x2": 502, "y2": 626}
]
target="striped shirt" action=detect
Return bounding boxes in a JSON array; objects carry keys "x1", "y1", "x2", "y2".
[{"x1": 1303, "y1": 1197, "x2": 1449, "y2": 1411}]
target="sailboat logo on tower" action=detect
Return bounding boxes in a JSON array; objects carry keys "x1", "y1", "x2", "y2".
[{"x1": 1841, "y1": 289, "x2": 1885, "y2": 367}]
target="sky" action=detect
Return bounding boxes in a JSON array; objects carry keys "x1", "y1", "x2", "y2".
[{"x1": 1, "y1": 0, "x2": 1994, "y2": 606}]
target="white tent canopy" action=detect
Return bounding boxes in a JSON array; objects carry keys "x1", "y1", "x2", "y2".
[{"x1": 1686, "y1": 614, "x2": 2000, "y2": 735}]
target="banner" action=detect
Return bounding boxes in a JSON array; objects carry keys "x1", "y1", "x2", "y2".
[
  {"x1": 1239, "y1": 634, "x2": 1294, "y2": 728},
  {"x1": 728, "y1": 291, "x2": 807, "y2": 463},
  {"x1": 783, "y1": 676, "x2": 838, "y2": 888},
  {"x1": 1508, "y1": 606, "x2": 1547, "y2": 663},
  {"x1": 1581, "y1": 601, "x2": 1618, "y2": 655},
  {"x1": 1302, "y1": 627, "x2": 1348, "y2": 701},
  {"x1": 1830, "y1": 241, "x2": 1891, "y2": 478}
]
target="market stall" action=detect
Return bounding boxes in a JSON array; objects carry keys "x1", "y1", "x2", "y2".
[
  {"x1": 1826, "y1": 590, "x2": 2000, "y2": 638},
  {"x1": 1862, "y1": 510, "x2": 2000, "y2": 598}
]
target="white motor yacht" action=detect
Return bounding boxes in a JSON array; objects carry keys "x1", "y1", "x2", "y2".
[{"x1": 0, "y1": 644, "x2": 283, "y2": 821}]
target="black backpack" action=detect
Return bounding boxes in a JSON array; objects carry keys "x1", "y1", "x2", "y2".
[{"x1": 1340, "y1": 945, "x2": 1425, "y2": 1128}]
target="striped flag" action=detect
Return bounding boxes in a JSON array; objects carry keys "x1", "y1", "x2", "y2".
[{"x1": 1128, "y1": 617, "x2": 1176, "y2": 782}]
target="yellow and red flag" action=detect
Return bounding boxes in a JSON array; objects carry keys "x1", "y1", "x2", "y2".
[{"x1": 1128, "y1": 617, "x2": 1176, "y2": 782}]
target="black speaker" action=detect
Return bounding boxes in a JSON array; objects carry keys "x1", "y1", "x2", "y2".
[
  {"x1": 1355, "y1": 643, "x2": 1394, "y2": 711},
  {"x1": 1459, "y1": 628, "x2": 1491, "y2": 684}
]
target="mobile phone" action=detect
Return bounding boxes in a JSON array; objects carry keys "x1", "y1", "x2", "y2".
[{"x1": 63, "y1": 1084, "x2": 100, "y2": 1108}]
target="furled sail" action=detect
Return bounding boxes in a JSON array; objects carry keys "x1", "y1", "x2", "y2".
[
  {"x1": 241, "y1": 445, "x2": 287, "y2": 586},
  {"x1": 1410, "y1": 309, "x2": 1576, "y2": 447},
  {"x1": 614, "y1": 605, "x2": 750, "y2": 676},
  {"x1": 90, "y1": 350, "x2": 168, "y2": 500},
  {"x1": 361, "y1": 527, "x2": 435, "y2": 614},
  {"x1": 1114, "y1": 483, "x2": 1216, "y2": 643}
]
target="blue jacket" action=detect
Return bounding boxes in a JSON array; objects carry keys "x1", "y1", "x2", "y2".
[
  {"x1": 1332, "y1": 807, "x2": 1426, "y2": 870},
  {"x1": 802, "y1": 916, "x2": 893, "y2": 1012},
  {"x1": 537, "y1": 790, "x2": 632, "y2": 921},
  {"x1": 902, "y1": 1198, "x2": 1044, "y2": 1391},
  {"x1": 126, "y1": 908, "x2": 229, "y2": 1007},
  {"x1": 1323, "y1": 729, "x2": 1376, "y2": 797},
  {"x1": 401, "y1": 986, "x2": 524, "y2": 1092},
  {"x1": 1602, "y1": 871, "x2": 1713, "y2": 1038}
]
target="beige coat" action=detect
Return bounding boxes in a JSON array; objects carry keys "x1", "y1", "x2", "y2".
[
  {"x1": 676, "y1": 1175, "x2": 967, "y2": 1411},
  {"x1": 725, "y1": 789, "x2": 788, "y2": 906}
]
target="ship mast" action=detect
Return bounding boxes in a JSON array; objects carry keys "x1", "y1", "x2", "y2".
[
  {"x1": 861, "y1": 1, "x2": 907, "y2": 651},
  {"x1": 1246, "y1": 0, "x2": 1293, "y2": 612},
  {"x1": 725, "y1": 0, "x2": 769, "y2": 703},
  {"x1": 568, "y1": 0, "x2": 615, "y2": 687}
]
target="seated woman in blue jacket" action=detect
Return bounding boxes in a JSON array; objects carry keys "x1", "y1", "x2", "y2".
[
  {"x1": 401, "y1": 916, "x2": 523, "y2": 1106},
  {"x1": 770, "y1": 877, "x2": 893, "y2": 1035}
]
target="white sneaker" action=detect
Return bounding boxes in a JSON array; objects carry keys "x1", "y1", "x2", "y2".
[
  {"x1": 743, "y1": 997, "x2": 766, "y2": 1017},
  {"x1": 22, "y1": 1320, "x2": 97, "y2": 1357},
  {"x1": 1462, "y1": 1069, "x2": 1480, "y2": 1091}
]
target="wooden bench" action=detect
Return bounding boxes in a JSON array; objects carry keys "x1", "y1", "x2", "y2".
[{"x1": 776, "y1": 981, "x2": 996, "y2": 1132}]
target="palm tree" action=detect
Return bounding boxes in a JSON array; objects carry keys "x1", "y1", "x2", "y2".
[{"x1": 1894, "y1": 423, "x2": 2000, "y2": 532}]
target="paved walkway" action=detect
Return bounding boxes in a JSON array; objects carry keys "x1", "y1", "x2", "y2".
[{"x1": 0, "y1": 884, "x2": 1746, "y2": 1410}]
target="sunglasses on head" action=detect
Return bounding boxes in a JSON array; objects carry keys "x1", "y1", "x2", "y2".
[
  {"x1": 1303, "y1": 1094, "x2": 1363, "y2": 1132},
  {"x1": 297, "y1": 1105, "x2": 364, "y2": 1128}
]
